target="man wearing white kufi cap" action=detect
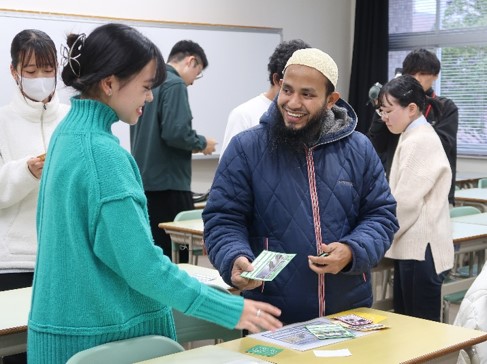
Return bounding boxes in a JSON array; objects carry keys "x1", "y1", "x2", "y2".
[{"x1": 204, "y1": 48, "x2": 399, "y2": 324}]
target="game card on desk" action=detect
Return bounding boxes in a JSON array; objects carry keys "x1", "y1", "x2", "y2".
[{"x1": 240, "y1": 250, "x2": 295, "y2": 281}]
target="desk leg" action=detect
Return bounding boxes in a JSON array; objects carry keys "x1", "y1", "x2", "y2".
[
  {"x1": 0, "y1": 332, "x2": 27, "y2": 359},
  {"x1": 479, "y1": 248, "x2": 485, "y2": 273},
  {"x1": 188, "y1": 243, "x2": 193, "y2": 266},
  {"x1": 172, "y1": 247, "x2": 179, "y2": 263}
]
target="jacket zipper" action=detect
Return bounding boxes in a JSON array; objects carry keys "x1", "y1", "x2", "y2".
[{"x1": 40, "y1": 104, "x2": 47, "y2": 152}]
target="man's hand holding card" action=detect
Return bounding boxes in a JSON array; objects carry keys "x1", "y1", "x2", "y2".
[{"x1": 240, "y1": 250, "x2": 295, "y2": 281}]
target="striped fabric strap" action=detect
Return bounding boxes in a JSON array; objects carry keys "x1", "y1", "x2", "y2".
[{"x1": 306, "y1": 148, "x2": 325, "y2": 317}]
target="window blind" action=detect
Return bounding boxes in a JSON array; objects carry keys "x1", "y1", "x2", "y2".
[{"x1": 389, "y1": 0, "x2": 487, "y2": 156}]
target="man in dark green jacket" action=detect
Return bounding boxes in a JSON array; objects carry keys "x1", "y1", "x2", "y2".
[{"x1": 130, "y1": 40, "x2": 216, "y2": 262}]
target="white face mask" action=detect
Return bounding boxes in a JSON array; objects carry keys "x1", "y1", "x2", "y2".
[{"x1": 20, "y1": 77, "x2": 56, "y2": 102}]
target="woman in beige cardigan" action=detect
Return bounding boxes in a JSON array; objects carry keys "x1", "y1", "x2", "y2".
[{"x1": 376, "y1": 74, "x2": 453, "y2": 322}]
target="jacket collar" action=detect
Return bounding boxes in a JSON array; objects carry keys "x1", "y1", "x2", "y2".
[
  {"x1": 166, "y1": 64, "x2": 180, "y2": 78},
  {"x1": 261, "y1": 97, "x2": 357, "y2": 145},
  {"x1": 10, "y1": 85, "x2": 61, "y2": 124}
]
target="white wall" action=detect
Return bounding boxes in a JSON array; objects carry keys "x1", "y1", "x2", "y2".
[
  {"x1": 0, "y1": 0, "x2": 356, "y2": 192},
  {"x1": 0, "y1": 0, "x2": 355, "y2": 95},
  {"x1": 2, "y1": 1, "x2": 482, "y2": 191}
]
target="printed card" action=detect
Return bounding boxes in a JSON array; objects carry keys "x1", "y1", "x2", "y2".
[
  {"x1": 241, "y1": 250, "x2": 296, "y2": 281},
  {"x1": 306, "y1": 324, "x2": 355, "y2": 339},
  {"x1": 246, "y1": 345, "x2": 284, "y2": 357},
  {"x1": 349, "y1": 323, "x2": 388, "y2": 332},
  {"x1": 333, "y1": 314, "x2": 373, "y2": 326}
]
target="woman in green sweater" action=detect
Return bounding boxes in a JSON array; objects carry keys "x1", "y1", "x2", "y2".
[{"x1": 27, "y1": 23, "x2": 282, "y2": 364}]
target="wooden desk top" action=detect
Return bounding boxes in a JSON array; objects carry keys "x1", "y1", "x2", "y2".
[
  {"x1": 455, "y1": 188, "x2": 487, "y2": 203},
  {"x1": 452, "y1": 221, "x2": 487, "y2": 243},
  {"x1": 158, "y1": 219, "x2": 204, "y2": 235},
  {"x1": 452, "y1": 212, "x2": 487, "y2": 226},
  {"x1": 222, "y1": 308, "x2": 487, "y2": 364},
  {"x1": 0, "y1": 287, "x2": 30, "y2": 336},
  {"x1": 140, "y1": 307, "x2": 487, "y2": 364}
]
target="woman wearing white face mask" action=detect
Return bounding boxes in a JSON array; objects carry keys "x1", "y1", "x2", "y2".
[{"x1": 0, "y1": 29, "x2": 70, "y2": 297}]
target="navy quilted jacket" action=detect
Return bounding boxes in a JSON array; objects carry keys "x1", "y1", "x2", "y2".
[{"x1": 204, "y1": 99, "x2": 398, "y2": 324}]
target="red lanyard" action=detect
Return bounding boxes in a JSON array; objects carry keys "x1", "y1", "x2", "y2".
[{"x1": 425, "y1": 92, "x2": 436, "y2": 118}]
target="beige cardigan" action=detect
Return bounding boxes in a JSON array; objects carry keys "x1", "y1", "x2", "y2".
[{"x1": 385, "y1": 120, "x2": 454, "y2": 274}]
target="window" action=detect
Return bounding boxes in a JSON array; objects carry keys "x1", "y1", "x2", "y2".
[{"x1": 389, "y1": 0, "x2": 487, "y2": 156}]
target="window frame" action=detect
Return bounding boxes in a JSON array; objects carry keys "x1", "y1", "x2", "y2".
[{"x1": 389, "y1": 0, "x2": 487, "y2": 157}]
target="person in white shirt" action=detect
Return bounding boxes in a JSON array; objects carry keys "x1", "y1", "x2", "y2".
[
  {"x1": 377, "y1": 74, "x2": 453, "y2": 322},
  {"x1": 0, "y1": 29, "x2": 70, "y2": 292},
  {"x1": 220, "y1": 39, "x2": 310, "y2": 158}
]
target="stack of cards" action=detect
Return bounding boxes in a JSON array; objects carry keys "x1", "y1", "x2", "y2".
[
  {"x1": 306, "y1": 324, "x2": 355, "y2": 340},
  {"x1": 332, "y1": 314, "x2": 388, "y2": 332}
]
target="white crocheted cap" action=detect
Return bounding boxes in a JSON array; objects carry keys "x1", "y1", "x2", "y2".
[{"x1": 284, "y1": 48, "x2": 338, "y2": 88}]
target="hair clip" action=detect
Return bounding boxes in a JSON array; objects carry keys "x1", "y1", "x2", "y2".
[{"x1": 61, "y1": 33, "x2": 86, "y2": 78}]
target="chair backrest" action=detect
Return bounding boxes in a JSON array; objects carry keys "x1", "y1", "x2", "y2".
[
  {"x1": 66, "y1": 335, "x2": 184, "y2": 364},
  {"x1": 449, "y1": 206, "x2": 482, "y2": 218},
  {"x1": 172, "y1": 310, "x2": 242, "y2": 344},
  {"x1": 174, "y1": 209, "x2": 203, "y2": 222},
  {"x1": 479, "y1": 178, "x2": 487, "y2": 189},
  {"x1": 173, "y1": 284, "x2": 242, "y2": 344}
]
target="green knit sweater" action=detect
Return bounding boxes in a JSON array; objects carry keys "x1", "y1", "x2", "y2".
[{"x1": 28, "y1": 97, "x2": 243, "y2": 364}]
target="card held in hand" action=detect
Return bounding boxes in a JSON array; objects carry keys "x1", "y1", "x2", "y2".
[{"x1": 240, "y1": 250, "x2": 296, "y2": 281}]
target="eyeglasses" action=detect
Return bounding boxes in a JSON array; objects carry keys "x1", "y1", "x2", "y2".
[
  {"x1": 375, "y1": 108, "x2": 396, "y2": 119},
  {"x1": 193, "y1": 57, "x2": 204, "y2": 80},
  {"x1": 375, "y1": 108, "x2": 387, "y2": 118}
]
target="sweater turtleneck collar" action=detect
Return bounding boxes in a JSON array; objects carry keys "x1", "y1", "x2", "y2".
[{"x1": 60, "y1": 96, "x2": 119, "y2": 133}]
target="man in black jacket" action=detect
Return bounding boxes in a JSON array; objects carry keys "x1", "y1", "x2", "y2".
[{"x1": 368, "y1": 49, "x2": 458, "y2": 205}]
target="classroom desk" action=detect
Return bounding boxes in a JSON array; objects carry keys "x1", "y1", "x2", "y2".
[
  {"x1": 139, "y1": 307, "x2": 487, "y2": 364},
  {"x1": 158, "y1": 219, "x2": 204, "y2": 263},
  {"x1": 455, "y1": 188, "x2": 487, "y2": 212},
  {"x1": 444, "y1": 221, "x2": 487, "y2": 293},
  {"x1": 0, "y1": 264, "x2": 229, "y2": 359},
  {"x1": 0, "y1": 287, "x2": 30, "y2": 358},
  {"x1": 372, "y1": 222, "x2": 487, "y2": 314},
  {"x1": 177, "y1": 263, "x2": 232, "y2": 291},
  {"x1": 455, "y1": 172, "x2": 486, "y2": 189}
]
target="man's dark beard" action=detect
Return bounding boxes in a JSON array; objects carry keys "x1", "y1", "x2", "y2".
[{"x1": 270, "y1": 108, "x2": 327, "y2": 154}]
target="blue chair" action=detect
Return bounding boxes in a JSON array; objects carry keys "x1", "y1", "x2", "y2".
[
  {"x1": 449, "y1": 205, "x2": 482, "y2": 218},
  {"x1": 171, "y1": 209, "x2": 204, "y2": 265},
  {"x1": 66, "y1": 335, "x2": 184, "y2": 364},
  {"x1": 479, "y1": 178, "x2": 487, "y2": 189}
]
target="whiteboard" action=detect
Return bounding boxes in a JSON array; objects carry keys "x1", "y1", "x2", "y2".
[{"x1": 0, "y1": 11, "x2": 282, "y2": 154}]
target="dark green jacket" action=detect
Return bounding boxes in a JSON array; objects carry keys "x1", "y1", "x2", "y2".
[{"x1": 130, "y1": 65, "x2": 207, "y2": 191}]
